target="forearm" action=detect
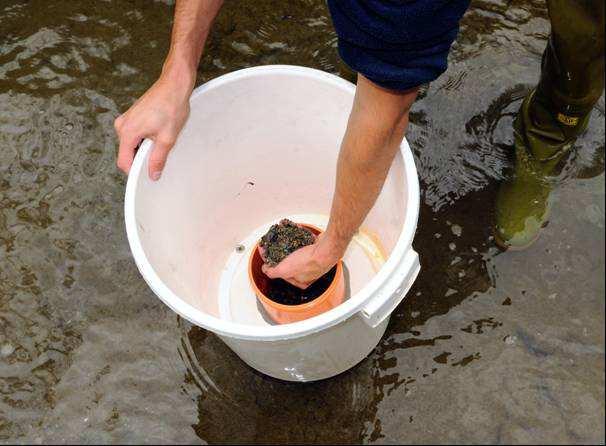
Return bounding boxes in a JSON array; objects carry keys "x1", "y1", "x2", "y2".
[
  {"x1": 322, "y1": 75, "x2": 418, "y2": 260},
  {"x1": 161, "y1": 0, "x2": 224, "y2": 88},
  {"x1": 259, "y1": 76, "x2": 418, "y2": 288}
]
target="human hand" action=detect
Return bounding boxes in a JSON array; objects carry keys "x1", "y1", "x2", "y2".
[
  {"x1": 261, "y1": 233, "x2": 342, "y2": 289},
  {"x1": 114, "y1": 72, "x2": 193, "y2": 180}
]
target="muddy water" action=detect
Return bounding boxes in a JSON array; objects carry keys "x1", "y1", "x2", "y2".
[{"x1": 0, "y1": 0, "x2": 604, "y2": 443}]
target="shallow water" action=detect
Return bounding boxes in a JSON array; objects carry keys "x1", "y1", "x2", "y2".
[{"x1": 0, "y1": 0, "x2": 604, "y2": 443}]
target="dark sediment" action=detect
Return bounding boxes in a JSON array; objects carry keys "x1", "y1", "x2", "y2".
[{"x1": 266, "y1": 266, "x2": 337, "y2": 305}]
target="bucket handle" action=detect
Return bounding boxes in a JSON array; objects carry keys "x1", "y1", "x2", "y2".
[{"x1": 359, "y1": 250, "x2": 420, "y2": 328}]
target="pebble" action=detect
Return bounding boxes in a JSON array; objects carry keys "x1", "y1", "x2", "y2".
[
  {"x1": 504, "y1": 335, "x2": 517, "y2": 345},
  {"x1": 1, "y1": 343, "x2": 15, "y2": 357},
  {"x1": 451, "y1": 224, "x2": 463, "y2": 237}
]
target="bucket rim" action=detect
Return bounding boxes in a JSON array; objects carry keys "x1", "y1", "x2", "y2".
[{"x1": 124, "y1": 64, "x2": 420, "y2": 341}]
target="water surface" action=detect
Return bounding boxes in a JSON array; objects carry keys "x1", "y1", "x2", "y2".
[{"x1": 0, "y1": 0, "x2": 604, "y2": 443}]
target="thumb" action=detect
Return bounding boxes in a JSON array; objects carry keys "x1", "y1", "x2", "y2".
[
  {"x1": 261, "y1": 264, "x2": 309, "y2": 289},
  {"x1": 148, "y1": 137, "x2": 174, "y2": 181},
  {"x1": 262, "y1": 263, "x2": 283, "y2": 279}
]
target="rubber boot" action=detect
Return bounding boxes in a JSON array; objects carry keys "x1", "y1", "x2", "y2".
[{"x1": 494, "y1": 0, "x2": 604, "y2": 250}]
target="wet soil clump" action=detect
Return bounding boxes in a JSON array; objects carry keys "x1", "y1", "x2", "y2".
[{"x1": 259, "y1": 219, "x2": 315, "y2": 266}]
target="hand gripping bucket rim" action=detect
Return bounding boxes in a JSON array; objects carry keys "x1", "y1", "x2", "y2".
[{"x1": 124, "y1": 65, "x2": 420, "y2": 342}]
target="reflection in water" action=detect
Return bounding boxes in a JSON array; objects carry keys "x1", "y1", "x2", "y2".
[
  {"x1": 181, "y1": 323, "x2": 378, "y2": 443},
  {"x1": 0, "y1": 0, "x2": 604, "y2": 443}
]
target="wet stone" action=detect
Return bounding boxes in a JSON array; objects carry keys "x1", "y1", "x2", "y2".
[
  {"x1": 504, "y1": 335, "x2": 517, "y2": 346},
  {"x1": 1, "y1": 343, "x2": 15, "y2": 357},
  {"x1": 451, "y1": 224, "x2": 463, "y2": 237}
]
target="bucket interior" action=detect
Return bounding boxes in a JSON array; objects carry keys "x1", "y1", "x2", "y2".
[{"x1": 132, "y1": 68, "x2": 410, "y2": 327}]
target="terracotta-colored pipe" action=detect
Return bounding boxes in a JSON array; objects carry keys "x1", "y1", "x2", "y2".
[{"x1": 248, "y1": 224, "x2": 345, "y2": 324}]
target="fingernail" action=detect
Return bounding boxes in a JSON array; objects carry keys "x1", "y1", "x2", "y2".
[{"x1": 151, "y1": 171, "x2": 161, "y2": 181}]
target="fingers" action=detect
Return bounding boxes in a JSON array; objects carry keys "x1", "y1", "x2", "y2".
[
  {"x1": 287, "y1": 278, "x2": 310, "y2": 290},
  {"x1": 261, "y1": 263, "x2": 281, "y2": 279},
  {"x1": 261, "y1": 264, "x2": 310, "y2": 289},
  {"x1": 148, "y1": 135, "x2": 175, "y2": 181},
  {"x1": 115, "y1": 116, "x2": 175, "y2": 180},
  {"x1": 258, "y1": 245, "x2": 268, "y2": 263},
  {"x1": 116, "y1": 126, "x2": 142, "y2": 174}
]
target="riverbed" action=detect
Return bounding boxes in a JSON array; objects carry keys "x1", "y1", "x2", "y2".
[{"x1": 0, "y1": 0, "x2": 604, "y2": 443}]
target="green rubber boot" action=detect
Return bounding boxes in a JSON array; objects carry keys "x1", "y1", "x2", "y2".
[
  {"x1": 494, "y1": 90, "x2": 590, "y2": 250},
  {"x1": 494, "y1": 0, "x2": 604, "y2": 250}
]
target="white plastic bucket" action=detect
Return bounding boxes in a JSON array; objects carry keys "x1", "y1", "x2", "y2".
[{"x1": 125, "y1": 65, "x2": 420, "y2": 382}]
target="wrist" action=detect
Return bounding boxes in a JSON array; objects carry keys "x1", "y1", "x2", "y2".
[
  {"x1": 160, "y1": 56, "x2": 196, "y2": 93},
  {"x1": 315, "y1": 228, "x2": 349, "y2": 266}
]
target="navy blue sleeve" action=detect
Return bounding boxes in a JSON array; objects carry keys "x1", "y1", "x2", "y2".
[{"x1": 327, "y1": 0, "x2": 470, "y2": 91}]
